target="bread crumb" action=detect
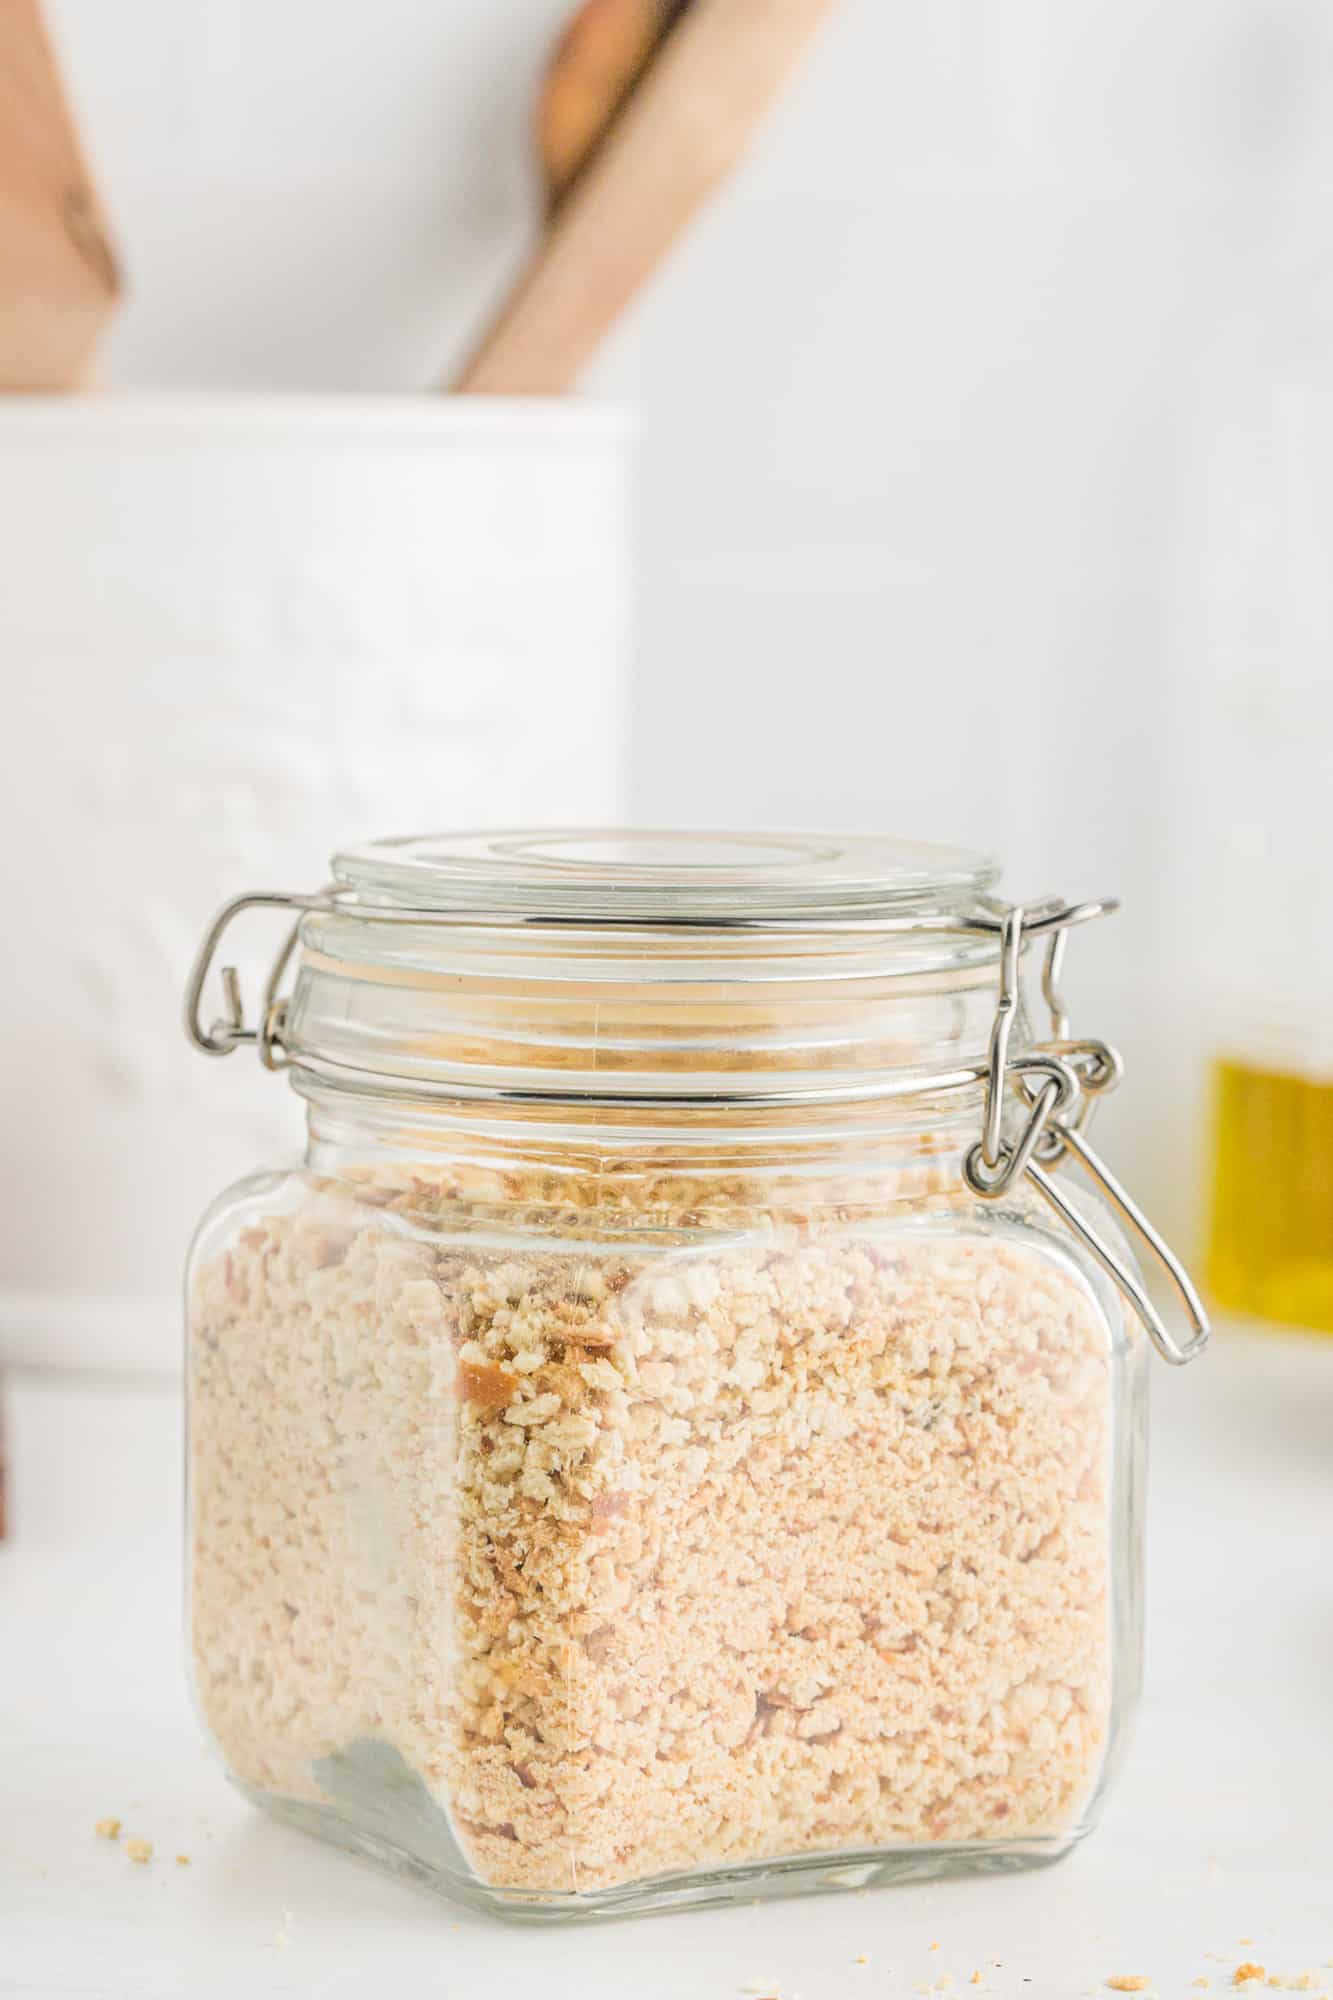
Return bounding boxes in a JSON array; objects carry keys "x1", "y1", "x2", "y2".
[
  {"x1": 1234, "y1": 1970, "x2": 1266, "y2": 1988},
  {"x1": 853, "y1": 1958, "x2": 868, "y2": 1968},
  {"x1": 191, "y1": 1174, "x2": 1116, "y2": 1897},
  {"x1": 457, "y1": 1359, "x2": 518, "y2": 1412},
  {"x1": 1106, "y1": 1982, "x2": 1151, "y2": 1994},
  {"x1": 175, "y1": 1853, "x2": 191, "y2": 1866},
  {"x1": 125, "y1": 1839, "x2": 152, "y2": 1864},
  {"x1": 971, "y1": 1978, "x2": 985, "y2": 1990},
  {"x1": 93, "y1": 1817, "x2": 121, "y2": 1840}
]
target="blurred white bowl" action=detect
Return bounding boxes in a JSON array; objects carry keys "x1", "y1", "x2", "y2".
[{"x1": 0, "y1": 394, "x2": 631, "y2": 1372}]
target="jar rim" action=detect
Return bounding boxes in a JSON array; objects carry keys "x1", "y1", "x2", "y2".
[{"x1": 332, "y1": 826, "x2": 1000, "y2": 923}]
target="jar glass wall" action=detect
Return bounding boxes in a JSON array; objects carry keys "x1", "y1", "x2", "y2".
[{"x1": 183, "y1": 830, "x2": 1186, "y2": 1922}]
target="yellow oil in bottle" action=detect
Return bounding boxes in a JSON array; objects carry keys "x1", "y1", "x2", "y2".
[{"x1": 1207, "y1": 1056, "x2": 1333, "y2": 1332}]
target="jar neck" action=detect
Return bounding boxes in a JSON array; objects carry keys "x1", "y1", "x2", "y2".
[
  {"x1": 285, "y1": 904, "x2": 1032, "y2": 1209},
  {"x1": 283, "y1": 906, "x2": 1015, "y2": 1109},
  {"x1": 297, "y1": 1072, "x2": 1012, "y2": 1220}
]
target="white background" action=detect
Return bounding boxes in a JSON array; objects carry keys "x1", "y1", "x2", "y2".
[{"x1": 44, "y1": 0, "x2": 1333, "y2": 1246}]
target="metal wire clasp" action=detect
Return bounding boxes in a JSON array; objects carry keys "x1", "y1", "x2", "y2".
[
  {"x1": 962, "y1": 900, "x2": 1210, "y2": 1368},
  {"x1": 183, "y1": 889, "x2": 331, "y2": 1070}
]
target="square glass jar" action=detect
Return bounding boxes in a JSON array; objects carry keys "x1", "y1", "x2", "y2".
[{"x1": 184, "y1": 829, "x2": 1199, "y2": 1920}]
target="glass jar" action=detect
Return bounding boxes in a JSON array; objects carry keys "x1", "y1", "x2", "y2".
[{"x1": 183, "y1": 828, "x2": 1207, "y2": 1922}]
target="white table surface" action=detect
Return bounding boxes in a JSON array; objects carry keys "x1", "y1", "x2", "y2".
[{"x1": 3, "y1": 1329, "x2": 1331, "y2": 2000}]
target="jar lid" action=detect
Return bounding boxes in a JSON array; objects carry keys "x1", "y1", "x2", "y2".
[{"x1": 332, "y1": 828, "x2": 999, "y2": 923}]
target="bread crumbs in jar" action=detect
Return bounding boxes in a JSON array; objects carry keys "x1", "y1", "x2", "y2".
[{"x1": 183, "y1": 829, "x2": 1207, "y2": 1920}]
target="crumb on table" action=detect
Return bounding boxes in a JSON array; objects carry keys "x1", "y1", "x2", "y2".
[
  {"x1": 1105, "y1": 1981, "x2": 1151, "y2": 1994},
  {"x1": 93, "y1": 1817, "x2": 121, "y2": 1840},
  {"x1": 1234, "y1": 1969, "x2": 1266, "y2": 1989},
  {"x1": 125, "y1": 1838, "x2": 153, "y2": 1864}
]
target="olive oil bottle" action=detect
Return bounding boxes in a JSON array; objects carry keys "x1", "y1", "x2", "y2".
[{"x1": 1207, "y1": 1057, "x2": 1333, "y2": 1332}]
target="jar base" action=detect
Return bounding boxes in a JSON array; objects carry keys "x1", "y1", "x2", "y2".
[{"x1": 233, "y1": 1779, "x2": 1084, "y2": 1926}]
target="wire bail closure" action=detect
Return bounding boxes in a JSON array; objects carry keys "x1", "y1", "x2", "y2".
[
  {"x1": 962, "y1": 902, "x2": 1209, "y2": 1368},
  {"x1": 184, "y1": 882, "x2": 1210, "y2": 1366},
  {"x1": 183, "y1": 890, "x2": 328, "y2": 1071}
]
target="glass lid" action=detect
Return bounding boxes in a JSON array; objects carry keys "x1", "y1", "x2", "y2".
[{"x1": 332, "y1": 827, "x2": 999, "y2": 922}]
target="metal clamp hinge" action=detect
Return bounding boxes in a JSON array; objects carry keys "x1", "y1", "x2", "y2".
[
  {"x1": 963, "y1": 901, "x2": 1209, "y2": 1368},
  {"x1": 183, "y1": 889, "x2": 332, "y2": 1071}
]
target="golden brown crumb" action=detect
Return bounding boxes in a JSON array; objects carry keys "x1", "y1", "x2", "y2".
[
  {"x1": 853, "y1": 1958, "x2": 868, "y2": 1968},
  {"x1": 456, "y1": 1359, "x2": 518, "y2": 1411},
  {"x1": 1234, "y1": 1970, "x2": 1266, "y2": 1989},
  {"x1": 175, "y1": 1853, "x2": 191, "y2": 1866},
  {"x1": 125, "y1": 1839, "x2": 153, "y2": 1864},
  {"x1": 93, "y1": 1817, "x2": 121, "y2": 1840},
  {"x1": 1106, "y1": 1982, "x2": 1151, "y2": 1994}
]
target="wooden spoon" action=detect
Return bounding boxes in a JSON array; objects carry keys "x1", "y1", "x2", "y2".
[
  {"x1": 0, "y1": 0, "x2": 120, "y2": 389},
  {"x1": 538, "y1": 0, "x2": 689, "y2": 215},
  {"x1": 452, "y1": 0, "x2": 835, "y2": 395}
]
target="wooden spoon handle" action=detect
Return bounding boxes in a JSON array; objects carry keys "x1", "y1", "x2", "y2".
[
  {"x1": 539, "y1": 0, "x2": 689, "y2": 217},
  {"x1": 0, "y1": 0, "x2": 120, "y2": 389},
  {"x1": 452, "y1": 0, "x2": 834, "y2": 395}
]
